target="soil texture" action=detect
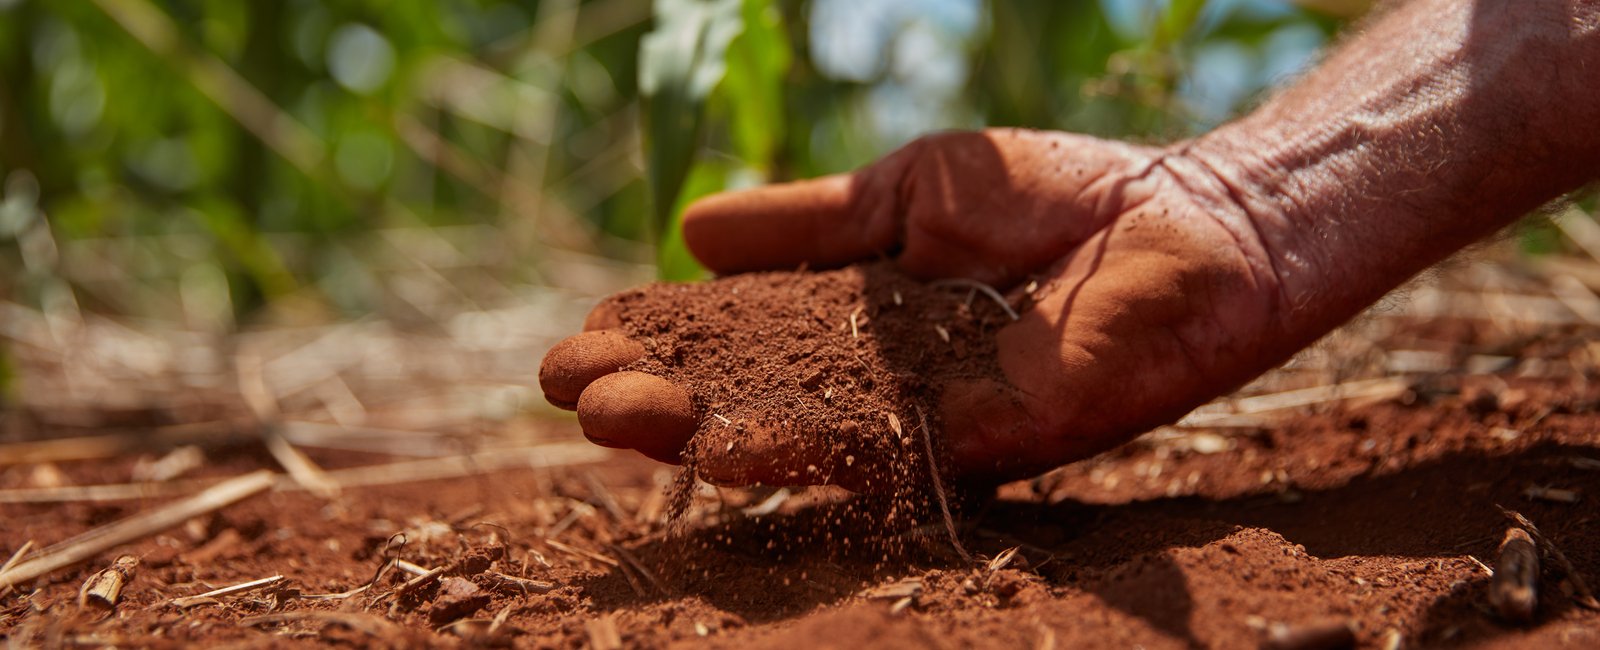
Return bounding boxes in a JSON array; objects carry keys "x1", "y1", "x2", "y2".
[{"x1": 5, "y1": 261, "x2": 1600, "y2": 648}]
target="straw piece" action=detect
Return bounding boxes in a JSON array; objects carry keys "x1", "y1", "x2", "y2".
[
  {"x1": 0, "y1": 470, "x2": 275, "y2": 589},
  {"x1": 168, "y1": 575, "x2": 284, "y2": 609}
]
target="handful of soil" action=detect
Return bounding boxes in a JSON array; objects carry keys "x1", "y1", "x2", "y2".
[{"x1": 595, "y1": 261, "x2": 1019, "y2": 494}]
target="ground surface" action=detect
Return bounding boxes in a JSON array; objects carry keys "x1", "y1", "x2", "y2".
[{"x1": 4, "y1": 257, "x2": 1600, "y2": 648}]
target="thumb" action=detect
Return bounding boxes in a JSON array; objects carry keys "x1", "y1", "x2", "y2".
[{"x1": 681, "y1": 153, "x2": 914, "y2": 274}]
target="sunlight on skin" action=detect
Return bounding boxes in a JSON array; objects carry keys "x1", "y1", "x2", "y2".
[{"x1": 542, "y1": 0, "x2": 1600, "y2": 487}]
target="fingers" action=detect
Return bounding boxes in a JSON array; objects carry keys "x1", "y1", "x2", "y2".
[
  {"x1": 538, "y1": 330, "x2": 645, "y2": 410},
  {"x1": 692, "y1": 420, "x2": 876, "y2": 492},
  {"x1": 681, "y1": 171, "x2": 901, "y2": 274},
  {"x1": 576, "y1": 371, "x2": 697, "y2": 464}
]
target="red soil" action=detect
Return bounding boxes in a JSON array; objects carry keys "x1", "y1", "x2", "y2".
[{"x1": 5, "y1": 276, "x2": 1600, "y2": 648}]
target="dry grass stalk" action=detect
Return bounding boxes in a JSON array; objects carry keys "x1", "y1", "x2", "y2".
[
  {"x1": 1550, "y1": 274, "x2": 1600, "y2": 324},
  {"x1": 1179, "y1": 377, "x2": 1409, "y2": 428},
  {"x1": 1, "y1": 541, "x2": 35, "y2": 578},
  {"x1": 262, "y1": 427, "x2": 341, "y2": 499},
  {"x1": 130, "y1": 445, "x2": 206, "y2": 483},
  {"x1": 931, "y1": 279, "x2": 1020, "y2": 321},
  {"x1": 0, "y1": 470, "x2": 275, "y2": 589},
  {"x1": 1556, "y1": 207, "x2": 1600, "y2": 262},
  {"x1": 585, "y1": 472, "x2": 629, "y2": 523},
  {"x1": 608, "y1": 545, "x2": 662, "y2": 595},
  {"x1": 0, "y1": 420, "x2": 241, "y2": 467},
  {"x1": 78, "y1": 555, "x2": 138, "y2": 614},
  {"x1": 1489, "y1": 527, "x2": 1538, "y2": 623},
  {"x1": 241, "y1": 611, "x2": 402, "y2": 636},
  {"x1": 1500, "y1": 508, "x2": 1600, "y2": 610},
  {"x1": 168, "y1": 575, "x2": 284, "y2": 609},
  {"x1": 312, "y1": 443, "x2": 607, "y2": 490},
  {"x1": 914, "y1": 406, "x2": 972, "y2": 563},
  {"x1": 0, "y1": 478, "x2": 213, "y2": 504},
  {"x1": 0, "y1": 443, "x2": 608, "y2": 504},
  {"x1": 241, "y1": 352, "x2": 341, "y2": 499},
  {"x1": 394, "y1": 559, "x2": 434, "y2": 577},
  {"x1": 544, "y1": 539, "x2": 619, "y2": 567},
  {"x1": 986, "y1": 547, "x2": 1021, "y2": 572}
]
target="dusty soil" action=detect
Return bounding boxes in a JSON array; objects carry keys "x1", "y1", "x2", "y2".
[
  {"x1": 5, "y1": 263, "x2": 1600, "y2": 648},
  {"x1": 599, "y1": 261, "x2": 1011, "y2": 499}
]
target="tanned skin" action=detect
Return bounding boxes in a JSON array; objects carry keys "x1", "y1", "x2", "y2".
[{"x1": 540, "y1": 0, "x2": 1600, "y2": 486}]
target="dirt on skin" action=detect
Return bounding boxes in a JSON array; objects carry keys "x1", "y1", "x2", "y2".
[
  {"x1": 601, "y1": 262, "x2": 1013, "y2": 488},
  {"x1": 6, "y1": 267, "x2": 1600, "y2": 647}
]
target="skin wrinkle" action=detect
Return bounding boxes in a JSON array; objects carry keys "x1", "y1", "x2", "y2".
[{"x1": 1156, "y1": 149, "x2": 1293, "y2": 336}]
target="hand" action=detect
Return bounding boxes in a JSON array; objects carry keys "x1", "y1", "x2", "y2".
[{"x1": 540, "y1": 128, "x2": 1291, "y2": 485}]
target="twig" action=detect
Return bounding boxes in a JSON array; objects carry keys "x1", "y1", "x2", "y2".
[
  {"x1": 1489, "y1": 528, "x2": 1538, "y2": 624},
  {"x1": 78, "y1": 556, "x2": 138, "y2": 614},
  {"x1": 369, "y1": 566, "x2": 443, "y2": 609},
  {"x1": 914, "y1": 406, "x2": 971, "y2": 563},
  {"x1": 168, "y1": 575, "x2": 284, "y2": 609},
  {"x1": 0, "y1": 470, "x2": 275, "y2": 589},
  {"x1": 931, "y1": 279, "x2": 1020, "y2": 321},
  {"x1": 1500, "y1": 508, "x2": 1600, "y2": 610},
  {"x1": 489, "y1": 572, "x2": 555, "y2": 594}
]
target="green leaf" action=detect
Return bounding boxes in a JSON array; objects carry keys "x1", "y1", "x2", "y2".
[
  {"x1": 656, "y1": 162, "x2": 728, "y2": 281},
  {"x1": 638, "y1": 0, "x2": 742, "y2": 253}
]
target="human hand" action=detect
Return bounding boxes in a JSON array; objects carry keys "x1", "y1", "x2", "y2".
[{"x1": 540, "y1": 128, "x2": 1292, "y2": 485}]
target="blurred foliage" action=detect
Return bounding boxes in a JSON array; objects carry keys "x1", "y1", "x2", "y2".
[
  {"x1": 638, "y1": 0, "x2": 741, "y2": 281},
  {"x1": 0, "y1": 0, "x2": 1401, "y2": 337}
]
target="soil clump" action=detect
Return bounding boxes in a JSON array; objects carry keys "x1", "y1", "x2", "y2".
[{"x1": 598, "y1": 261, "x2": 1016, "y2": 495}]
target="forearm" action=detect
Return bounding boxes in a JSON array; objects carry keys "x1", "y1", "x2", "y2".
[{"x1": 1178, "y1": 0, "x2": 1600, "y2": 341}]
